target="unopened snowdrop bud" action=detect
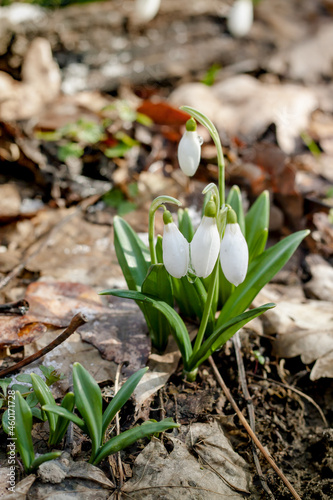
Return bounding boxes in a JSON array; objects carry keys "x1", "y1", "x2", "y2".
[
  {"x1": 220, "y1": 209, "x2": 249, "y2": 286},
  {"x1": 134, "y1": 0, "x2": 161, "y2": 23},
  {"x1": 162, "y1": 210, "x2": 189, "y2": 279},
  {"x1": 227, "y1": 0, "x2": 253, "y2": 38},
  {"x1": 178, "y1": 118, "x2": 202, "y2": 177},
  {"x1": 190, "y1": 201, "x2": 220, "y2": 279}
]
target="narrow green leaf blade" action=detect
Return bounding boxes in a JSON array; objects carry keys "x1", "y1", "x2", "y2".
[
  {"x1": 188, "y1": 303, "x2": 275, "y2": 370},
  {"x1": 13, "y1": 391, "x2": 35, "y2": 472},
  {"x1": 30, "y1": 374, "x2": 57, "y2": 434},
  {"x1": 113, "y1": 216, "x2": 151, "y2": 291},
  {"x1": 30, "y1": 452, "x2": 62, "y2": 472},
  {"x1": 178, "y1": 208, "x2": 194, "y2": 242},
  {"x1": 50, "y1": 392, "x2": 76, "y2": 445},
  {"x1": 93, "y1": 419, "x2": 180, "y2": 465},
  {"x1": 142, "y1": 264, "x2": 174, "y2": 351},
  {"x1": 42, "y1": 404, "x2": 85, "y2": 428},
  {"x1": 245, "y1": 190, "x2": 270, "y2": 261},
  {"x1": 216, "y1": 230, "x2": 309, "y2": 329},
  {"x1": 100, "y1": 290, "x2": 192, "y2": 369},
  {"x1": 73, "y1": 363, "x2": 103, "y2": 459},
  {"x1": 102, "y1": 367, "x2": 148, "y2": 436},
  {"x1": 227, "y1": 185, "x2": 245, "y2": 235}
]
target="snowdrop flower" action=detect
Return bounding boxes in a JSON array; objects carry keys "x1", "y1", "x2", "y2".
[
  {"x1": 178, "y1": 118, "x2": 202, "y2": 177},
  {"x1": 190, "y1": 201, "x2": 220, "y2": 278},
  {"x1": 220, "y1": 210, "x2": 248, "y2": 286},
  {"x1": 134, "y1": 0, "x2": 161, "y2": 24},
  {"x1": 162, "y1": 210, "x2": 189, "y2": 278},
  {"x1": 227, "y1": 0, "x2": 253, "y2": 38}
]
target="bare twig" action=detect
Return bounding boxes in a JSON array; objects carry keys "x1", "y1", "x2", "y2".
[
  {"x1": 208, "y1": 355, "x2": 302, "y2": 500},
  {"x1": 0, "y1": 300, "x2": 29, "y2": 315},
  {"x1": 0, "y1": 194, "x2": 102, "y2": 292},
  {"x1": 250, "y1": 373, "x2": 328, "y2": 427},
  {"x1": 233, "y1": 332, "x2": 275, "y2": 499},
  {"x1": 0, "y1": 313, "x2": 88, "y2": 378}
]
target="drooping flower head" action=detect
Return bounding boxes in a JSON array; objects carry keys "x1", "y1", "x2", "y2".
[
  {"x1": 227, "y1": 0, "x2": 253, "y2": 38},
  {"x1": 162, "y1": 210, "x2": 189, "y2": 279},
  {"x1": 220, "y1": 208, "x2": 249, "y2": 286},
  {"x1": 178, "y1": 117, "x2": 202, "y2": 177},
  {"x1": 190, "y1": 200, "x2": 220, "y2": 278}
]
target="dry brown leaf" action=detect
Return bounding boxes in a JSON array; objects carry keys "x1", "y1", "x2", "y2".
[
  {"x1": 170, "y1": 75, "x2": 318, "y2": 154},
  {"x1": 122, "y1": 420, "x2": 251, "y2": 499},
  {"x1": 304, "y1": 254, "x2": 333, "y2": 301},
  {"x1": 0, "y1": 471, "x2": 36, "y2": 500},
  {"x1": 0, "y1": 38, "x2": 61, "y2": 121}
]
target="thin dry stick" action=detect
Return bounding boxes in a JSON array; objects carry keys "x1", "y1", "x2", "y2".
[
  {"x1": 114, "y1": 363, "x2": 125, "y2": 494},
  {"x1": 233, "y1": 332, "x2": 275, "y2": 499},
  {"x1": 208, "y1": 355, "x2": 302, "y2": 500},
  {"x1": 0, "y1": 194, "x2": 102, "y2": 292},
  {"x1": 0, "y1": 313, "x2": 88, "y2": 378},
  {"x1": 251, "y1": 373, "x2": 328, "y2": 427}
]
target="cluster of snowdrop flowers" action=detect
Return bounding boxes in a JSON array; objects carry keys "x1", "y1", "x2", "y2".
[{"x1": 163, "y1": 118, "x2": 249, "y2": 286}]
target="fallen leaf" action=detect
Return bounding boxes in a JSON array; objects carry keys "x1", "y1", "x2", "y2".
[
  {"x1": 137, "y1": 101, "x2": 190, "y2": 126},
  {"x1": 0, "y1": 471, "x2": 36, "y2": 500},
  {"x1": 122, "y1": 420, "x2": 251, "y2": 499},
  {"x1": 170, "y1": 75, "x2": 318, "y2": 154},
  {"x1": 268, "y1": 22, "x2": 333, "y2": 83},
  {"x1": 304, "y1": 254, "x2": 333, "y2": 301}
]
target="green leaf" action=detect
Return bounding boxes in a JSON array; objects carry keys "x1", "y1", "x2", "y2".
[
  {"x1": 141, "y1": 264, "x2": 174, "y2": 351},
  {"x1": 26, "y1": 391, "x2": 39, "y2": 408},
  {"x1": 16, "y1": 374, "x2": 32, "y2": 384},
  {"x1": 105, "y1": 143, "x2": 132, "y2": 158},
  {"x1": 178, "y1": 208, "x2": 194, "y2": 242},
  {"x1": 0, "y1": 378, "x2": 12, "y2": 397},
  {"x1": 102, "y1": 367, "x2": 148, "y2": 436},
  {"x1": 13, "y1": 392, "x2": 35, "y2": 472},
  {"x1": 50, "y1": 392, "x2": 76, "y2": 445},
  {"x1": 39, "y1": 365, "x2": 63, "y2": 386},
  {"x1": 11, "y1": 384, "x2": 30, "y2": 394},
  {"x1": 245, "y1": 190, "x2": 270, "y2": 261},
  {"x1": 216, "y1": 230, "x2": 310, "y2": 329},
  {"x1": 2, "y1": 410, "x2": 9, "y2": 433},
  {"x1": 227, "y1": 185, "x2": 245, "y2": 235},
  {"x1": 42, "y1": 404, "x2": 85, "y2": 428},
  {"x1": 58, "y1": 142, "x2": 84, "y2": 162},
  {"x1": 29, "y1": 452, "x2": 62, "y2": 472},
  {"x1": 100, "y1": 290, "x2": 193, "y2": 370},
  {"x1": 113, "y1": 216, "x2": 151, "y2": 292},
  {"x1": 73, "y1": 363, "x2": 103, "y2": 460},
  {"x1": 93, "y1": 419, "x2": 180, "y2": 465},
  {"x1": 188, "y1": 304, "x2": 275, "y2": 370},
  {"x1": 30, "y1": 374, "x2": 57, "y2": 435},
  {"x1": 31, "y1": 407, "x2": 45, "y2": 420}
]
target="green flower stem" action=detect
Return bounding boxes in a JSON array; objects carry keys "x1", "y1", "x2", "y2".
[
  {"x1": 192, "y1": 260, "x2": 219, "y2": 355},
  {"x1": 180, "y1": 106, "x2": 226, "y2": 207},
  {"x1": 148, "y1": 196, "x2": 182, "y2": 264}
]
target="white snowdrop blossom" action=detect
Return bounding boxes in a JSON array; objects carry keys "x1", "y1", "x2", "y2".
[
  {"x1": 220, "y1": 223, "x2": 249, "y2": 286},
  {"x1": 134, "y1": 0, "x2": 161, "y2": 23},
  {"x1": 190, "y1": 216, "x2": 220, "y2": 279},
  {"x1": 178, "y1": 118, "x2": 202, "y2": 177},
  {"x1": 162, "y1": 217, "x2": 189, "y2": 279},
  {"x1": 227, "y1": 0, "x2": 253, "y2": 38}
]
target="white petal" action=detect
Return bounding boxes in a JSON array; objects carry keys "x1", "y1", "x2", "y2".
[
  {"x1": 190, "y1": 216, "x2": 220, "y2": 278},
  {"x1": 220, "y1": 223, "x2": 249, "y2": 286},
  {"x1": 178, "y1": 131, "x2": 201, "y2": 177},
  {"x1": 162, "y1": 222, "x2": 189, "y2": 278},
  {"x1": 227, "y1": 0, "x2": 253, "y2": 38},
  {"x1": 134, "y1": 0, "x2": 161, "y2": 23}
]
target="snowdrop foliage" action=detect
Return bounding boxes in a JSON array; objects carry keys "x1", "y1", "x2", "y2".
[
  {"x1": 178, "y1": 118, "x2": 202, "y2": 177},
  {"x1": 220, "y1": 221, "x2": 249, "y2": 286},
  {"x1": 227, "y1": 0, "x2": 253, "y2": 38},
  {"x1": 162, "y1": 211, "x2": 189, "y2": 279}
]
